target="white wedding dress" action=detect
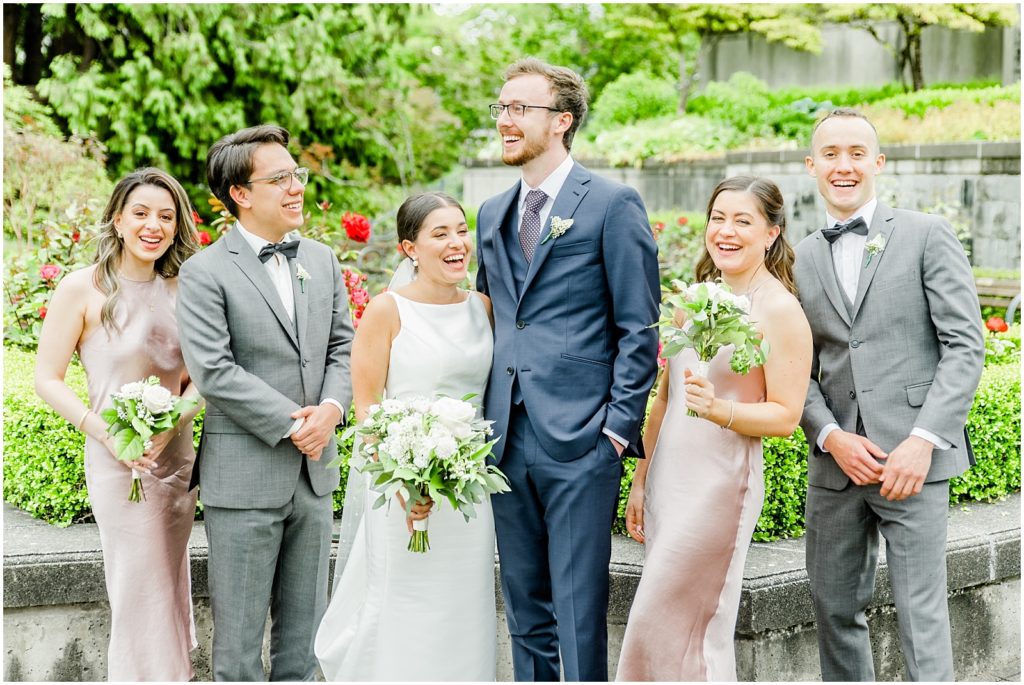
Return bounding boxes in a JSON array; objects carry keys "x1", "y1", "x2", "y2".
[{"x1": 316, "y1": 290, "x2": 497, "y2": 681}]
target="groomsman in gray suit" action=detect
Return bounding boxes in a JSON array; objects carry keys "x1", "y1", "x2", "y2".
[
  {"x1": 177, "y1": 125, "x2": 353, "y2": 681},
  {"x1": 794, "y1": 109, "x2": 985, "y2": 681}
]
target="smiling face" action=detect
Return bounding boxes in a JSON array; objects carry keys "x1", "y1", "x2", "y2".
[
  {"x1": 230, "y1": 143, "x2": 305, "y2": 241},
  {"x1": 402, "y1": 205, "x2": 472, "y2": 286},
  {"x1": 806, "y1": 115, "x2": 885, "y2": 221},
  {"x1": 114, "y1": 184, "x2": 177, "y2": 272},
  {"x1": 705, "y1": 189, "x2": 781, "y2": 281},
  {"x1": 496, "y1": 74, "x2": 570, "y2": 168}
]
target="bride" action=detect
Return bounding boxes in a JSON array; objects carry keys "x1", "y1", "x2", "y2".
[{"x1": 315, "y1": 192, "x2": 497, "y2": 681}]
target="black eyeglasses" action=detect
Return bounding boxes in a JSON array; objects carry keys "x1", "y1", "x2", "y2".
[
  {"x1": 245, "y1": 167, "x2": 309, "y2": 190},
  {"x1": 489, "y1": 103, "x2": 563, "y2": 120}
]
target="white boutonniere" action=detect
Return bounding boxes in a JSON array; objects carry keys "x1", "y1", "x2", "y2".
[
  {"x1": 864, "y1": 234, "x2": 886, "y2": 267},
  {"x1": 295, "y1": 263, "x2": 311, "y2": 292},
  {"x1": 540, "y1": 216, "x2": 574, "y2": 245}
]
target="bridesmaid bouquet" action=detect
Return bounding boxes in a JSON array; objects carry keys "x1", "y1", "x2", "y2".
[
  {"x1": 338, "y1": 395, "x2": 510, "y2": 553},
  {"x1": 658, "y1": 279, "x2": 769, "y2": 417},
  {"x1": 100, "y1": 376, "x2": 197, "y2": 502}
]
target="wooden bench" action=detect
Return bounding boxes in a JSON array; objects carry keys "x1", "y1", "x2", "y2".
[{"x1": 975, "y1": 277, "x2": 1020, "y2": 321}]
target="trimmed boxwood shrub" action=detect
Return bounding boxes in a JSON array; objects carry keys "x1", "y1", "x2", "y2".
[{"x1": 4, "y1": 345, "x2": 1020, "y2": 539}]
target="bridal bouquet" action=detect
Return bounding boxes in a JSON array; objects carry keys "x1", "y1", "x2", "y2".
[
  {"x1": 100, "y1": 376, "x2": 197, "y2": 502},
  {"x1": 339, "y1": 395, "x2": 510, "y2": 553},
  {"x1": 658, "y1": 279, "x2": 769, "y2": 417}
]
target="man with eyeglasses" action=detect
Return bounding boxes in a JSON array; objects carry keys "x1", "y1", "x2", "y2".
[
  {"x1": 476, "y1": 58, "x2": 660, "y2": 681},
  {"x1": 177, "y1": 124, "x2": 353, "y2": 681}
]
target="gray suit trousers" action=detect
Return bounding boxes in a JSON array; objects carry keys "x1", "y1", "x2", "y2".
[
  {"x1": 204, "y1": 462, "x2": 333, "y2": 681},
  {"x1": 805, "y1": 480, "x2": 954, "y2": 681}
]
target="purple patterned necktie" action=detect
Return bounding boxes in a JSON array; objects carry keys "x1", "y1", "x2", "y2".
[{"x1": 519, "y1": 189, "x2": 548, "y2": 262}]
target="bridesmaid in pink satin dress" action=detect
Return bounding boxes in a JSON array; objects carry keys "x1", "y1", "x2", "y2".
[
  {"x1": 616, "y1": 177, "x2": 812, "y2": 681},
  {"x1": 35, "y1": 169, "x2": 203, "y2": 681}
]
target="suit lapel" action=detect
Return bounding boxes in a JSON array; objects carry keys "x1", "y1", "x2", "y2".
[
  {"x1": 520, "y1": 163, "x2": 589, "y2": 298},
  {"x1": 808, "y1": 229, "x2": 853, "y2": 328},
  {"x1": 851, "y1": 204, "x2": 896, "y2": 318},
  {"x1": 486, "y1": 181, "x2": 521, "y2": 301},
  {"x1": 225, "y1": 227, "x2": 299, "y2": 350},
  {"x1": 291, "y1": 241, "x2": 309, "y2": 350}
]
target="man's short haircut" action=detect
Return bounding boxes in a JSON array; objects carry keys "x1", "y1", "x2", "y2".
[
  {"x1": 810, "y1": 107, "x2": 880, "y2": 153},
  {"x1": 504, "y1": 58, "x2": 589, "y2": 152},
  {"x1": 207, "y1": 125, "x2": 291, "y2": 216}
]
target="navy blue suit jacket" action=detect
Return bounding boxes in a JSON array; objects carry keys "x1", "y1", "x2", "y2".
[{"x1": 476, "y1": 162, "x2": 660, "y2": 462}]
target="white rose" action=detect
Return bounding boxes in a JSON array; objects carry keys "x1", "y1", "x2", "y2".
[
  {"x1": 431, "y1": 397, "x2": 477, "y2": 438},
  {"x1": 141, "y1": 384, "x2": 174, "y2": 414},
  {"x1": 381, "y1": 399, "x2": 404, "y2": 415},
  {"x1": 119, "y1": 381, "x2": 146, "y2": 400}
]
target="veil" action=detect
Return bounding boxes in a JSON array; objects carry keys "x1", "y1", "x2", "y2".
[
  {"x1": 387, "y1": 256, "x2": 417, "y2": 291},
  {"x1": 333, "y1": 257, "x2": 416, "y2": 593},
  {"x1": 333, "y1": 439, "x2": 368, "y2": 592}
]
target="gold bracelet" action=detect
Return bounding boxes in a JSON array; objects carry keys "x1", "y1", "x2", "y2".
[
  {"x1": 724, "y1": 400, "x2": 736, "y2": 430},
  {"x1": 76, "y1": 409, "x2": 91, "y2": 431}
]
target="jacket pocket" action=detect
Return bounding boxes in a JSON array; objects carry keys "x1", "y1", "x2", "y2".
[
  {"x1": 905, "y1": 381, "x2": 932, "y2": 407},
  {"x1": 561, "y1": 352, "x2": 612, "y2": 368},
  {"x1": 551, "y1": 239, "x2": 596, "y2": 258}
]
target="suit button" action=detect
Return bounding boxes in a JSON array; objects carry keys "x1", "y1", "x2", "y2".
[
  {"x1": 850, "y1": 340, "x2": 861, "y2": 348},
  {"x1": 849, "y1": 391, "x2": 857, "y2": 400},
  {"x1": 516, "y1": 320, "x2": 526, "y2": 329},
  {"x1": 302, "y1": 360, "x2": 308, "y2": 368},
  {"x1": 506, "y1": 366, "x2": 514, "y2": 375}
]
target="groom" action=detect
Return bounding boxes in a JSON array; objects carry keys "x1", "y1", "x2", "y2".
[
  {"x1": 476, "y1": 58, "x2": 660, "y2": 681},
  {"x1": 794, "y1": 109, "x2": 984, "y2": 680},
  {"x1": 177, "y1": 125, "x2": 353, "y2": 680}
]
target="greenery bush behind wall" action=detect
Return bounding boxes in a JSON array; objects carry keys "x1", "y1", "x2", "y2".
[{"x1": 6, "y1": 342, "x2": 1019, "y2": 538}]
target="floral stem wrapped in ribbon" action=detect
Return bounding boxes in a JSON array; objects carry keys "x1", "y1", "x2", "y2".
[
  {"x1": 335, "y1": 394, "x2": 510, "y2": 553},
  {"x1": 100, "y1": 376, "x2": 197, "y2": 502},
  {"x1": 657, "y1": 279, "x2": 769, "y2": 417}
]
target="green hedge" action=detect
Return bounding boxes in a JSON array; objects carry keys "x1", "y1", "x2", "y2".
[{"x1": 4, "y1": 346, "x2": 1020, "y2": 539}]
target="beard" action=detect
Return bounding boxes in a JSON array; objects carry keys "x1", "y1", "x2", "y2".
[{"x1": 501, "y1": 133, "x2": 549, "y2": 167}]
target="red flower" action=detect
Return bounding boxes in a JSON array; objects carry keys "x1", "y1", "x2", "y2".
[
  {"x1": 677, "y1": 216, "x2": 689, "y2": 226},
  {"x1": 39, "y1": 306, "x2": 48, "y2": 319},
  {"x1": 657, "y1": 340, "x2": 666, "y2": 369},
  {"x1": 342, "y1": 212, "x2": 371, "y2": 243},
  {"x1": 653, "y1": 221, "x2": 665, "y2": 231},
  {"x1": 40, "y1": 264, "x2": 61, "y2": 281},
  {"x1": 319, "y1": 200, "x2": 333, "y2": 212},
  {"x1": 71, "y1": 231, "x2": 81, "y2": 243},
  {"x1": 196, "y1": 230, "x2": 212, "y2": 246},
  {"x1": 191, "y1": 209, "x2": 204, "y2": 225},
  {"x1": 986, "y1": 316, "x2": 1009, "y2": 333},
  {"x1": 350, "y1": 288, "x2": 370, "y2": 307}
]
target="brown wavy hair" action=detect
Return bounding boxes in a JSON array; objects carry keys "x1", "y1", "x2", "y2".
[
  {"x1": 93, "y1": 168, "x2": 199, "y2": 332},
  {"x1": 504, "y1": 58, "x2": 588, "y2": 151},
  {"x1": 694, "y1": 175, "x2": 797, "y2": 295}
]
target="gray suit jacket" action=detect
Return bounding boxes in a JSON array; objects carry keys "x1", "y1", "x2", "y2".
[
  {"x1": 177, "y1": 226, "x2": 353, "y2": 508},
  {"x1": 794, "y1": 203, "x2": 985, "y2": 490}
]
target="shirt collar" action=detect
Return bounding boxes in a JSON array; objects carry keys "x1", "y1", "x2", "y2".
[
  {"x1": 234, "y1": 220, "x2": 295, "y2": 255},
  {"x1": 826, "y1": 197, "x2": 877, "y2": 231},
  {"x1": 519, "y1": 154, "x2": 575, "y2": 209}
]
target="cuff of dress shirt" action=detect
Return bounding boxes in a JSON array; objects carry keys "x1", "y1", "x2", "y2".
[
  {"x1": 284, "y1": 417, "x2": 304, "y2": 439},
  {"x1": 602, "y1": 427, "x2": 628, "y2": 450},
  {"x1": 911, "y1": 427, "x2": 951, "y2": 450},
  {"x1": 817, "y1": 423, "x2": 841, "y2": 452},
  {"x1": 320, "y1": 398, "x2": 344, "y2": 422}
]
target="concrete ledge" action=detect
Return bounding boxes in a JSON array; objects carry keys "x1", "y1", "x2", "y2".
[{"x1": 4, "y1": 494, "x2": 1020, "y2": 681}]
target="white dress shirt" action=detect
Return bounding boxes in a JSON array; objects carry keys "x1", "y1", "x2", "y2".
[
  {"x1": 517, "y1": 155, "x2": 628, "y2": 451},
  {"x1": 235, "y1": 222, "x2": 342, "y2": 440},
  {"x1": 815, "y1": 201, "x2": 950, "y2": 453}
]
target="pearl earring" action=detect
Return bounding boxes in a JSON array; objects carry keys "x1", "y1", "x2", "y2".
[{"x1": 412, "y1": 257, "x2": 418, "y2": 268}]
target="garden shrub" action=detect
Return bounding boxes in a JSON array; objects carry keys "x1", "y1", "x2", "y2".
[{"x1": 590, "y1": 71, "x2": 678, "y2": 132}]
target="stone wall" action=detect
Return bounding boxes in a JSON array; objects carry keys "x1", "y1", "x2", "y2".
[
  {"x1": 463, "y1": 140, "x2": 1021, "y2": 269},
  {"x1": 705, "y1": 22, "x2": 1020, "y2": 89},
  {"x1": 4, "y1": 495, "x2": 1020, "y2": 681}
]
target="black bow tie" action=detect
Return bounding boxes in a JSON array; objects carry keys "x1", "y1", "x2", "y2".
[
  {"x1": 257, "y1": 239, "x2": 299, "y2": 263},
  {"x1": 822, "y1": 217, "x2": 869, "y2": 244}
]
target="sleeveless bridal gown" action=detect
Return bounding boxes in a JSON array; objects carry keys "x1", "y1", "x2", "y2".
[
  {"x1": 316, "y1": 291, "x2": 497, "y2": 681},
  {"x1": 616, "y1": 344, "x2": 766, "y2": 682}
]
